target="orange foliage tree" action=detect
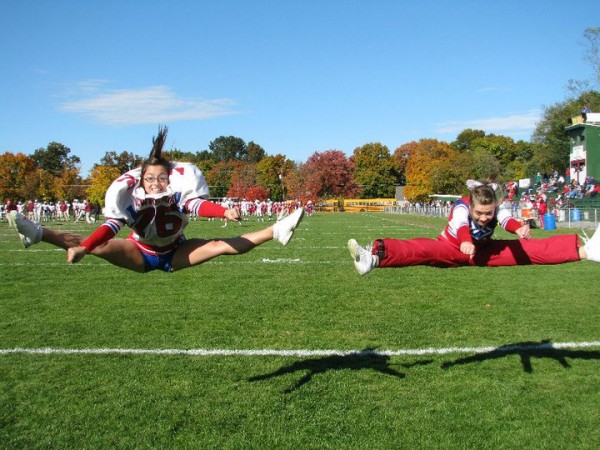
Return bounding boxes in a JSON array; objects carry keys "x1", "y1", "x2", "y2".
[
  {"x1": 397, "y1": 139, "x2": 469, "y2": 202},
  {"x1": 0, "y1": 152, "x2": 37, "y2": 201}
]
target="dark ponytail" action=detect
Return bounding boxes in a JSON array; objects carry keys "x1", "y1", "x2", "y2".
[{"x1": 142, "y1": 125, "x2": 170, "y2": 175}]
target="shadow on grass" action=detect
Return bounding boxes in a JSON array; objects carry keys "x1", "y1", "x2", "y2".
[
  {"x1": 248, "y1": 348, "x2": 432, "y2": 393},
  {"x1": 441, "y1": 339, "x2": 600, "y2": 373}
]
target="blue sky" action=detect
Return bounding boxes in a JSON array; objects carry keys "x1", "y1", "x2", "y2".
[{"x1": 1, "y1": 1, "x2": 599, "y2": 176}]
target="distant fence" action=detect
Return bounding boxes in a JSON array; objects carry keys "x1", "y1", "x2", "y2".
[{"x1": 384, "y1": 204, "x2": 599, "y2": 229}]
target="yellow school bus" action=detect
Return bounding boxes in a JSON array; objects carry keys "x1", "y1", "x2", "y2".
[
  {"x1": 342, "y1": 198, "x2": 397, "y2": 212},
  {"x1": 315, "y1": 198, "x2": 397, "y2": 212}
]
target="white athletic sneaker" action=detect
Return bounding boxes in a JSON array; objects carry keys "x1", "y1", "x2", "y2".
[
  {"x1": 12, "y1": 211, "x2": 42, "y2": 249},
  {"x1": 273, "y1": 207, "x2": 304, "y2": 245},
  {"x1": 348, "y1": 239, "x2": 376, "y2": 275},
  {"x1": 583, "y1": 223, "x2": 600, "y2": 262}
]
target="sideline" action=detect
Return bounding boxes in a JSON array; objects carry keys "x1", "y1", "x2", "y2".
[{"x1": 2, "y1": 341, "x2": 600, "y2": 357}]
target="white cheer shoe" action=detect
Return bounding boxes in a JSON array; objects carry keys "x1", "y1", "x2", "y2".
[
  {"x1": 273, "y1": 207, "x2": 304, "y2": 245},
  {"x1": 12, "y1": 211, "x2": 42, "y2": 249},
  {"x1": 348, "y1": 239, "x2": 376, "y2": 275}
]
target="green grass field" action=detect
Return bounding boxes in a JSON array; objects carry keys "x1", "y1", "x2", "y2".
[{"x1": 1, "y1": 213, "x2": 599, "y2": 449}]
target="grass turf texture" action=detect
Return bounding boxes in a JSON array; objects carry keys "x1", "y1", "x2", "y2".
[{"x1": 1, "y1": 213, "x2": 599, "y2": 449}]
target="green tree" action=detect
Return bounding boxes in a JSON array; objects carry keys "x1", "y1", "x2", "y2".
[
  {"x1": 469, "y1": 148, "x2": 504, "y2": 181},
  {"x1": 256, "y1": 155, "x2": 294, "y2": 201},
  {"x1": 209, "y1": 136, "x2": 247, "y2": 162},
  {"x1": 352, "y1": 143, "x2": 398, "y2": 198},
  {"x1": 531, "y1": 90, "x2": 600, "y2": 174},
  {"x1": 32, "y1": 142, "x2": 80, "y2": 177},
  {"x1": 98, "y1": 151, "x2": 143, "y2": 174},
  {"x1": 451, "y1": 129, "x2": 486, "y2": 152},
  {"x1": 246, "y1": 141, "x2": 267, "y2": 163}
]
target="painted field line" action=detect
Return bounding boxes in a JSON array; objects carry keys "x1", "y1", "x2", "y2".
[
  {"x1": 1, "y1": 259, "x2": 345, "y2": 267},
  {"x1": 2, "y1": 341, "x2": 600, "y2": 357}
]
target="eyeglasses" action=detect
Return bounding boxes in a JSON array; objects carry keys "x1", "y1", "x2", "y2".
[{"x1": 143, "y1": 174, "x2": 169, "y2": 184}]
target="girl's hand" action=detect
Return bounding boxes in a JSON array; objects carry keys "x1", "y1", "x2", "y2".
[
  {"x1": 224, "y1": 207, "x2": 241, "y2": 222},
  {"x1": 516, "y1": 224, "x2": 531, "y2": 240},
  {"x1": 460, "y1": 241, "x2": 476, "y2": 257}
]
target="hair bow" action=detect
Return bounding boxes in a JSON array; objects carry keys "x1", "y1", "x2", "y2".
[{"x1": 466, "y1": 179, "x2": 498, "y2": 191}]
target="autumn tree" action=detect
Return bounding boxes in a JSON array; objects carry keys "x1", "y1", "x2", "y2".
[
  {"x1": 38, "y1": 170, "x2": 58, "y2": 200},
  {"x1": 239, "y1": 186, "x2": 270, "y2": 202},
  {"x1": 0, "y1": 152, "x2": 37, "y2": 200},
  {"x1": 85, "y1": 166, "x2": 121, "y2": 206},
  {"x1": 256, "y1": 154, "x2": 294, "y2": 201},
  {"x1": 281, "y1": 167, "x2": 304, "y2": 201},
  {"x1": 351, "y1": 143, "x2": 398, "y2": 198},
  {"x1": 300, "y1": 150, "x2": 357, "y2": 199},
  {"x1": 54, "y1": 168, "x2": 86, "y2": 201},
  {"x1": 400, "y1": 139, "x2": 460, "y2": 202},
  {"x1": 226, "y1": 162, "x2": 258, "y2": 199},
  {"x1": 568, "y1": 27, "x2": 600, "y2": 93},
  {"x1": 206, "y1": 161, "x2": 236, "y2": 198}
]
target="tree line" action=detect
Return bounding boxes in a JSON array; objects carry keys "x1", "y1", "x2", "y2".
[{"x1": 1, "y1": 90, "x2": 599, "y2": 205}]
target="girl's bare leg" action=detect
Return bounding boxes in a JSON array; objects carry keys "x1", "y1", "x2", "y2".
[
  {"x1": 170, "y1": 226, "x2": 274, "y2": 271},
  {"x1": 41, "y1": 228, "x2": 87, "y2": 250},
  {"x1": 89, "y1": 239, "x2": 146, "y2": 272},
  {"x1": 41, "y1": 228, "x2": 146, "y2": 272}
]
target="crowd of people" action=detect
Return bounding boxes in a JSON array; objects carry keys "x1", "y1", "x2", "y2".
[
  {"x1": 1, "y1": 198, "x2": 101, "y2": 224},
  {"x1": 2, "y1": 197, "x2": 315, "y2": 227},
  {"x1": 397, "y1": 172, "x2": 598, "y2": 230},
  {"x1": 198, "y1": 198, "x2": 314, "y2": 225}
]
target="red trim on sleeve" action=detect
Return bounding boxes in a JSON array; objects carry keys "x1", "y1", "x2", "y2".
[
  {"x1": 504, "y1": 218, "x2": 522, "y2": 234},
  {"x1": 456, "y1": 225, "x2": 472, "y2": 244},
  {"x1": 81, "y1": 223, "x2": 118, "y2": 253},
  {"x1": 197, "y1": 200, "x2": 227, "y2": 218}
]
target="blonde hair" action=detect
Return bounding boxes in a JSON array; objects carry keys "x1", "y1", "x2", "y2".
[{"x1": 470, "y1": 184, "x2": 498, "y2": 206}]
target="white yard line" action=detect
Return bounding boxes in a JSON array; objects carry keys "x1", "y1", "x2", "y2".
[{"x1": 2, "y1": 341, "x2": 599, "y2": 357}]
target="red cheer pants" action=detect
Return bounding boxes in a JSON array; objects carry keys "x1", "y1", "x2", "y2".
[{"x1": 376, "y1": 235, "x2": 580, "y2": 268}]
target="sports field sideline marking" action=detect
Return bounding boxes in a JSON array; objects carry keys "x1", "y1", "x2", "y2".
[
  {"x1": 2, "y1": 341, "x2": 599, "y2": 357},
  {"x1": 0, "y1": 259, "x2": 346, "y2": 267}
]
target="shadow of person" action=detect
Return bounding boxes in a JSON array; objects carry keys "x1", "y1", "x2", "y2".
[
  {"x1": 248, "y1": 348, "x2": 410, "y2": 393},
  {"x1": 441, "y1": 340, "x2": 600, "y2": 373}
]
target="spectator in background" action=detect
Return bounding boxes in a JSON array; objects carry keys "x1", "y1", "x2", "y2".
[
  {"x1": 582, "y1": 105, "x2": 590, "y2": 122},
  {"x1": 4, "y1": 198, "x2": 17, "y2": 227}
]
